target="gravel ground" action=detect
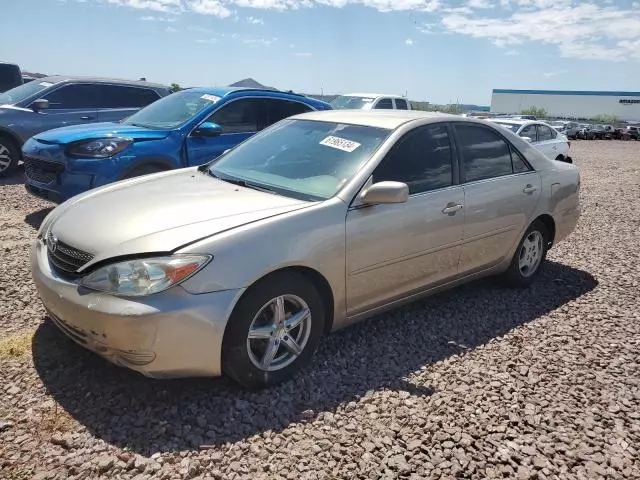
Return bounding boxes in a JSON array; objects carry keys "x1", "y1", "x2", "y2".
[{"x1": 1, "y1": 140, "x2": 639, "y2": 480}]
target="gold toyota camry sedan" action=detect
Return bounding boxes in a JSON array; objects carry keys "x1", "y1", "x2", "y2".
[{"x1": 32, "y1": 110, "x2": 580, "y2": 388}]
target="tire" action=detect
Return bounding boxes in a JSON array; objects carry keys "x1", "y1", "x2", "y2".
[
  {"x1": 0, "y1": 137, "x2": 20, "y2": 177},
  {"x1": 122, "y1": 164, "x2": 167, "y2": 179},
  {"x1": 502, "y1": 220, "x2": 549, "y2": 288},
  {"x1": 222, "y1": 272, "x2": 325, "y2": 388}
]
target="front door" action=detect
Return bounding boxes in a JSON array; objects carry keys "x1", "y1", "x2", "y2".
[
  {"x1": 38, "y1": 83, "x2": 100, "y2": 129},
  {"x1": 453, "y1": 123, "x2": 541, "y2": 274},
  {"x1": 185, "y1": 97, "x2": 265, "y2": 166},
  {"x1": 345, "y1": 123, "x2": 465, "y2": 315}
]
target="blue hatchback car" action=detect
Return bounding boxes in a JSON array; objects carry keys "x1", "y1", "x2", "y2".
[{"x1": 23, "y1": 87, "x2": 331, "y2": 203}]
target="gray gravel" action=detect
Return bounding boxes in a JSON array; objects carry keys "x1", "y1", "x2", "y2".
[{"x1": 1, "y1": 141, "x2": 639, "y2": 480}]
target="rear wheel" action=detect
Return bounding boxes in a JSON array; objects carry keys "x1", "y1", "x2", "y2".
[
  {"x1": 0, "y1": 137, "x2": 19, "y2": 177},
  {"x1": 222, "y1": 272, "x2": 325, "y2": 388},
  {"x1": 502, "y1": 220, "x2": 549, "y2": 288}
]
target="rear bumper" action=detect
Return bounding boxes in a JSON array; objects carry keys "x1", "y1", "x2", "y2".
[{"x1": 31, "y1": 239, "x2": 244, "y2": 378}]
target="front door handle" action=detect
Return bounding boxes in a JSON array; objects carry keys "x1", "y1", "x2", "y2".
[
  {"x1": 442, "y1": 202, "x2": 463, "y2": 215},
  {"x1": 523, "y1": 184, "x2": 537, "y2": 194},
  {"x1": 80, "y1": 116, "x2": 94, "y2": 120}
]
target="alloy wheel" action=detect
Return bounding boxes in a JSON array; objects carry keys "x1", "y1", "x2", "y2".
[
  {"x1": 246, "y1": 294, "x2": 312, "y2": 372},
  {"x1": 0, "y1": 144, "x2": 12, "y2": 173},
  {"x1": 518, "y1": 230, "x2": 544, "y2": 277}
]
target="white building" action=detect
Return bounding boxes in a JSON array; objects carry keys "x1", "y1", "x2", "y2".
[{"x1": 491, "y1": 89, "x2": 640, "y2": 121}]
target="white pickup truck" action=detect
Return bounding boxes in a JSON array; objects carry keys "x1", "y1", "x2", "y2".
[{"x1": 330, "y1": 93, "x2": 412, "y2": 111}]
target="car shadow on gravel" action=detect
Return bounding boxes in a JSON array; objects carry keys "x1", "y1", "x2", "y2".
[
  {"x1": 32, "y1": 260, "x2": 597, "y2": 455},
  {"x1": 25, "y1": 207, "x2": 54, "y2": 230},
  {"x1": 0, "y1": 165, "x2": 25, "y2": 186}
]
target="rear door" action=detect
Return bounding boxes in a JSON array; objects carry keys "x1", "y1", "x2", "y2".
[
  {"x1": 454, "y1": 123, "x2": 541, "y2": 274},
  {"x1": 38, "y1": 83, "x2": 100, "y2": 129},
  {"x1": 185, "y1": 97, "x2": 265, "y2": 166},
  {"x1": 535, "y1": 124, "x2": 560, "y2": 159},
  {"x1": 373, "y1": 98, "x2": 394, "y2": 110},
  {"x1": 96, "y1": 85, "x2": 161, "y2": 122},
  {"x1": 394, "y1": 98, "x2": 409, "y2": 110}
]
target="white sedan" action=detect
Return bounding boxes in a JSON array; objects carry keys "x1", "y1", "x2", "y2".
[{"x1": 489, "y1": 118, "x2": 572, "y2": 163}]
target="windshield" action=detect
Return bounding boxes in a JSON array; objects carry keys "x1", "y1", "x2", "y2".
[
  {"x1": 209, "y1": 119, "x2": 390, "y2": 201},
  {"x1": 123, "y1": 90, "x2": 219, "y2": 129},
  {"x1": 0, "y1": 79, "x2": 56, "y2": 105},
  {"x1": 330, "y1": 95, "x2": 375, "y2": 110},
  {"x1": 492, "y1": 122, "x2": 521, "y2": 132}
]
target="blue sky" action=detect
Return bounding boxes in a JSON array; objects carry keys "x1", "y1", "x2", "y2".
[{"x1": 2, "y1": 0, "x2": 640, "y2": 104}]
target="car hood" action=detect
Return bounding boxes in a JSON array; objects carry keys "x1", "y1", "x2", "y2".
[
  {"x1": 33, "y1": 122, "x2": 170, "y2": 144},
  {"x1": 48, "y1": 168, "x2": 312, "y2": 269}
]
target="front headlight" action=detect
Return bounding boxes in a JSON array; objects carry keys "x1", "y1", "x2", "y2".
[
  {"x1": 66, "y1": 137, "x2": 133, "y2": 158},
  {"x1": 79, "y1": 255, "x2": 211, "y2": 296}
]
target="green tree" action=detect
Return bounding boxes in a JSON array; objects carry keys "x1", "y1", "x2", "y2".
[
  {"x1": 590, "y1": 114, "x2": 619, "y2": 124},
  {"x1": 170, "y1": 82, "x2": 182, "y2": 93},
  {"x1": 520, "y1": 106, "x2": 548, "y2": 118}
]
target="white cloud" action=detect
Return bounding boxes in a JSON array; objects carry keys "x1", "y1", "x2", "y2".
[
  {"x1": 187, "y1": 0, "x2": 232, "y2": 17},
  {"x1": 196, "y1": 37, "x2": 218, "y2": 43},
  {"x1": 468, "y1": 0, "x2": 493, "y2": 8},
  {"x1": 165, "y1": 25, "x2": 178, "y2": 32},
  {"x1": 405, "y1": 38, "x2": 414, "y2": 45},
  {"x1": 441, "y1": 3, "x2": 640, "y2": 61},
  {"x1": 140, "y1": 14, "x2": 176, "y2": 20},
  {"x1": 106, "y1": 0, "x2": 182, "y2": 13},
  {"x1": 292, "y1": 52, "x2": 312, "y2": 56},
  {"x1": 246, "y1": 15, "x2": 264, "y2": 23}
]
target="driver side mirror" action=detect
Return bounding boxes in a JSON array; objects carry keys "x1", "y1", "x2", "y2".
[
  {"x1": 192, "y1": 121, "x2": 222, "y2": 138},
  {"x1": 360, "y1": 181, "x2": 409, "y2": 205},
  {"x1": 31, "y1": 98, "x2": 49, "y2": 111},
  {"x1": 521, "y1": 136, "x2": 533, "y2": 143}
]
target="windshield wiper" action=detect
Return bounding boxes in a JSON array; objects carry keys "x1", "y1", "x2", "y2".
[{"x1": 206, "y1": 170, "x2": 275, "y2": 194}]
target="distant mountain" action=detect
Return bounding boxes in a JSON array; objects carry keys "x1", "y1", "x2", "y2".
[{"x1": 228, "y1": 78, "x2": 277, "y2": 90}]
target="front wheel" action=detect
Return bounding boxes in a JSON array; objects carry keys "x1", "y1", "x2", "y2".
[
  {"x1": 502, "y1": 220, "x2": 549, "y2": 288},
  {"x1": 222, "y1": 272, "x2": 325, "y2": 388}
]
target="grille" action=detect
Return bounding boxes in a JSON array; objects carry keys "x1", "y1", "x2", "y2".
[
  {"x1": 24, "y1": 156, "x2": 64, "y2": 184},
  {"x1": 46, "y1": 230, "x2": 94, "y2": 275}
]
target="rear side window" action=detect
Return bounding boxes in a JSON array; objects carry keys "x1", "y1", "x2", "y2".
[
  {"x1": 374, "y1": 98, "x2": 393, "y2": 110},
  {"x1": 265, "y1": 98, "x2": 312, "y2": 126},
  {"x1": 43, "y1": 84, "x2": 105, "y2": 109},
  {"x1": 98, "y1": 85, "x2": 160, "y2": 108},
  {"x1": 519, "y1": 125, "x2": 537, "y2": 141},
  {"x1": 455, "y1": 124, "x2": 514, "y2": 183},
  {"x1": 537, "y1": 125, "x2": 556, "y2": 141},
  {"x1": 373, "y1": 124, "x2": 452, "y2": 194},
  {"x1": 511, "y1": 149, "x2": 531, "y2": 173},
  {"x1": 395, "y1": 98, "x2": 408, "y2": 110}
]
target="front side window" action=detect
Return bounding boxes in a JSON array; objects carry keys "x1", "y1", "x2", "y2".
[
  {"x1": 456, "y1": 124, "x2": 514, "y2": 183},
  {"x1": 209, "y1": 119, "x2": 390, "y2": 200},
  {"x1": 265, "y1": 98, "x2": 312, "y2": 126},
  {"x1": 123, "y1": 90, "x2": 218, "y2": 129},
  {"x1": 373, "y1": 124, "x2": 453, "y2": 194},
  {"x1": 43, "y1": 84, "x2": 104, "y2": 109},
  {"x1": 395, "y1": 98, "x2": 409, "y2": 110},
  {"x1": 208, "y1": 98, "x2": 263, "y2": 134},
  {"x1": 519, "y1": 124, "x2": 537, "y2": 141},
  {"x1": 537, "y1": 125, "x2": 555, "y2": 141},
  {"x1": 99, "y1": 85, "x2": 160, "y2": 108},
  {"x1": 374, "y1": 98, "x2": 393, "y2": 109},
  {"x1": 0, "y1": 79, "x2": 59, "y2": 105}
]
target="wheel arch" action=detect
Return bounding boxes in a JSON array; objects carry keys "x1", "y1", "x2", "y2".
[
  {"x1": 0, "y1": 128, "x2": 22, "y2": 154},
  {"x1": 118, "y1": 158, "x2": 175, "y2": 180},
  {"x1": 534, "y1": 213, "x2": 556, "y2": 248}
]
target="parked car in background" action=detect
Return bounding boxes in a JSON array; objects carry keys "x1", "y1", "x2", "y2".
[
  {"x1": 624, "y1": 125, "x2": 640, "y2": 140},
  {"x1": 31, "y1": 110, "x2": 581, "y2": 387},
  {"x1": 0, "y1": 62, "x2": 22, "y2": 93},
  {"x1": 0, "y1": 76, "x2": 171, "y2": 176},
  {"x1": 330, "y1": 93, "x2": 412, "y2": 110},
  {"x1": 591, "y1": 124, "x2": 613, "y2": 140},
  {"x1": 23, "y1": 87, "x2": 331, "y2": 203},
  {"x1": 576, "y1": 125, "x2": 596, "y2": 140},
  {"x1": 489, "y1": 118, "x2": 572, "y2": 162},
  {"x1": 563, "y1": 122, "x2": 581, "y2": 139}
]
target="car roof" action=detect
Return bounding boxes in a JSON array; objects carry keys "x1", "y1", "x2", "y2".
[
  {"x1": 341, "y1": 93, "x2": 406, "y2": 99},
  {"x1": 489, "y1": 118, "x2": 531, "y2": 126},
  {"x1": 39, "y1": 75, "x2": 169, "y2": 89},
  {"x1": 181, "y1": 86, "x2": 330, "y2": 107},
  {"x1": 291, "y1": 110, "x2": 456, "y2": 129}
]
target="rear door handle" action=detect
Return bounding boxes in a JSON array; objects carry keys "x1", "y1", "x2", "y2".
[
  {"x1": 80, "y1": 116, "x2": 94, "y2": 120},
  {"x1": 442, "y1": 202, "x2": 463, "y2": 215},
  {"x1": 523, "y1": 184, "x2": 537, "y2": 194}
]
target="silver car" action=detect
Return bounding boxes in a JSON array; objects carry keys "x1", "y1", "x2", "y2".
[{"x1": 31, "y1": 111, "x2": 581, "y2": 388}]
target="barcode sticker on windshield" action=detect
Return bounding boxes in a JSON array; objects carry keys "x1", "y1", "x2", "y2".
[
  {"x1": 320, "y1": 136, "x2": 361, "y2": 152},
  {"x1": 39, "y1": 82, "x2": 53, "y2": 87},
  {"x1": 201, "y1": 94, "x2": 221, "y2": 103}
]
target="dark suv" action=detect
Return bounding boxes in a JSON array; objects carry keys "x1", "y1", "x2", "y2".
[{"x1": 0, "y1": 76, "x2": 171, "y2": 176}]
